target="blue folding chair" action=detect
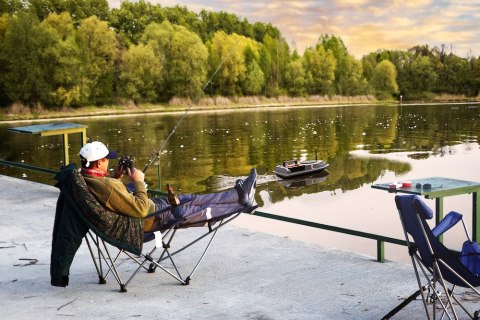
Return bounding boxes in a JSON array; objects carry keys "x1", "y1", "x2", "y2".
[{"x1": 383, "y1": 194, "x2": 480, "y2": 319}]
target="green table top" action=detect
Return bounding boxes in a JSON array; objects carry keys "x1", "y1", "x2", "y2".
[
  {"x1": 371, "y1": 177, "x2": 480, "y2": 199},
  {"x1": 8, "y1": 122, "x2": 87, "y2": 134}
]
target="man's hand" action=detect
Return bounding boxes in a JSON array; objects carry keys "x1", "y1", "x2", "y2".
[
  {"x1": 127, "y1": 167, "x2": 144, "y2": 182},
  {"x1": 113, "y1": 165, "x2": 124, "y2": 179}
]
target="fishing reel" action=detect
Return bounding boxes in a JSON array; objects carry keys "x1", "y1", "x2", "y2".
[{"x1": 118, "y1": 154, "x2": 135, "y2": 175}]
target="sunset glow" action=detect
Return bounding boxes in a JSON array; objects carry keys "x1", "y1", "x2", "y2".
[{"x1": 108, "y1": 0, "x2": 479, "y2": 58}]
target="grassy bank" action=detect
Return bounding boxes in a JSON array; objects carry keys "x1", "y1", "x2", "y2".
[{"x1": 0, "y1": 94, "x2": 478, "y2": 122}]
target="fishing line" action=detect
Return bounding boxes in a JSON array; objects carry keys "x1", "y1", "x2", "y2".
[{"x1": 142, "y1": 36, "x2": 242, "y2": 174}]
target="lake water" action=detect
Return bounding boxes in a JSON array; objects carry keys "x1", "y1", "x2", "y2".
[{"x1": 1, "y1": 103, "x2": 480, "y2": 262}]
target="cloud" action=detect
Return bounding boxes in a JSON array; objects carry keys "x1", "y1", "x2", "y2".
[
  {"x1": 107, "y1": 0, "x2": 479, "y2": 58},
  {"x1": 108, "y1": 0, "x2": 122, "y2": 9}
]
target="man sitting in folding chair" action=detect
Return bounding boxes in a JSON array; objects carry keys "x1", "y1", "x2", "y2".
[
  {"x1": 78, "y1": 141, "x2": 257, "y2": 233},
  {"x1": 51, "y1": 141, "x2": 257, "y2": 289}
]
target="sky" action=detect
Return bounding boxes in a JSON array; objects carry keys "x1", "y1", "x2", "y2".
[{"x1": 107, "y1": 0, "x2": 480, "y2": 59}]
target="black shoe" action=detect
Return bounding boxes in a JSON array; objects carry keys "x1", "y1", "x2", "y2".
[
  {"x1": 235, "y1": 179, "x2": 245, "y2": 204},
  {"x1": 241, "y1": 168, "x2": 257, "y2": 206}
]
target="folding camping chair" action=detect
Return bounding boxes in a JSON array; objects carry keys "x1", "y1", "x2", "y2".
[
  {"x1": 57, "y1": 165, "x2": 256, "y2": 292},
  {"x1": 383, "y1": 194, "x2": 480, "y2": 319},
  {"x1": 85, "y1": 205, "x2": 252, "y2": 292}
]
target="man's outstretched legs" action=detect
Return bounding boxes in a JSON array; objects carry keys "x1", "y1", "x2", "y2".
[
  {"x1": 177, "y1": 168, "x2": 257, "y2": 207},
  {"x1": 172, "y1": 203, "x2": 247, "y2": 222},
  {"x1": 149, "y1": 169, "x2": 257, "y2": 228}
]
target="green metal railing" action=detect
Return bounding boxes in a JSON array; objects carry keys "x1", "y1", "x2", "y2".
[
  {"x1": 0, "y1": 159, "x2": 408, "y2": 262},
  {"x1": 0, "y1": 159, "x2": 58, "y2": 175},
  {"x1": 253, "y1": 211, "x2": 407, "y2": 262}
]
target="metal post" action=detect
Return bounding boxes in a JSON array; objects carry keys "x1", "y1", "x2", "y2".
[
  {"x1": 157, "y1": 158, "x2": 161, "y2": 191},
  {"x1": 473, "y1": 192, "x2": 479, "y2": 242},
  {"x1": 62, "y1": 133, "x2": 69, "y2": 165},
  {"x1": 377, "y1": 240, "x2": 385, "y2": 262},
  {"x1": 435, "y1": 198, "x2": 444, "y2": 242},
  {"x1": 81, "y1": 128, "x2": 87, "y2": 145}
]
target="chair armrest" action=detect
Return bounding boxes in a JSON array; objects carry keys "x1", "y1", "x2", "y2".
[{"x1": 432, "y1": 211, "x2": 462, "y2": 238}]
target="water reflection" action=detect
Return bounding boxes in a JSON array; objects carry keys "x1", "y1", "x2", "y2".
[
  {"x1": 276, "y1": 171, "x2": 329, "y2": 190},
  {"x1": 255, "y1": 154, "x2": 411, "y2": 207},
  {"x1": 1, "y1": 103, "x2": 480, "y2": 262}
]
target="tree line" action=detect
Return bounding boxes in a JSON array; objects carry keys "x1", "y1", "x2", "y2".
[{"x1": 0, "y1": 0, "x2": 479, "y2": 109}]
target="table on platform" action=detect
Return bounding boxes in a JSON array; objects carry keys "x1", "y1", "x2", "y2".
[
  {"x1": 372, "y1": 177, "x2": 480, "y2": 241},
  {"x1": 8, "y1": 122, "x2": 88, "y2": 165}
]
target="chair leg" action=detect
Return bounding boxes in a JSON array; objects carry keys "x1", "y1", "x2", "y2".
[
  {"x1": 185, "y1": 226, "x2": 219, "y2": 281},
  {"x1": 85, "y1": 233, "x2": 107, "y2": 285},
  {"x1": 148, "y1": 263, "x2": 155, "y2": 273},
  {"x1": 84, "y1": 212, "x2": 243, "y2": 291},
  {"x1": 144, "y1": 254, "x2": 187, "y2": 285},
  {"x1": 144, "y1": 215, "x2": 238, "y2": 286},
  {"x1": 383, "y1": 252, "x2": 439, "y2": 320},
  {"x1": 382, "y1": 289, "x2": 422, "y2": 320},
  {"x1": 87, "y1": 234, "x2": 129, "y2": 292},
  {"x1": 121, "y1": 250, "x2": 159, "y2": 289}
]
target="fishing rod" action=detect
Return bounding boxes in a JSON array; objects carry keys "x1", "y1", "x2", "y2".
[{"x1": 142, "y1": 37, "x2": 242, "y2": 175}]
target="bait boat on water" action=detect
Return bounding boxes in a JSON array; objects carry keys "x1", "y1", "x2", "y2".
[{"x1": 273, "y1": 151, "x2": 329, "y2": 179}]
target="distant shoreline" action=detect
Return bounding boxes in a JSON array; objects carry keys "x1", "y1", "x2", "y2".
[{"x1": 1, "y1": 99, "x2": 479, "y2": 125}]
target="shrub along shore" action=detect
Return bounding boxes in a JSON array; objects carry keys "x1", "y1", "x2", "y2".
[{"x1": 1, "y1": 93, "x2": 478, "y2": 123}]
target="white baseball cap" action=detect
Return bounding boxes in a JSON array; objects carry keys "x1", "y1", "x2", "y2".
[{"x1": 79, "y1": 141, "x2": 117, "y2": 167}]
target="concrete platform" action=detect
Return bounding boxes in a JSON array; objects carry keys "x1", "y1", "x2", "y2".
[{"x1": 0, "y1": 174, "x2": 478, "y2": 319}]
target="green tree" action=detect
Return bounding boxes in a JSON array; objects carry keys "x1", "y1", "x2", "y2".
[
  {"x1": 197, "y1": 9, "x2": 280, "y2": 44},
  {"x1": 285, "y1": 59, "x2": 306, "y2": 96},
  {"x1": 208, "y1": 31, "x2": 259, "y2": 96},
  {"x1": 197, "y1": 9, "x2": 244, "y2": 41},
  {"x1": 243, "y1": 59, "x2": 264, "y2": 95},
  {"x1": 42, "y1": 11, "x2": 74, "y2": 40},
  {"x1": 0, "y1": 13, "x2": 12, "y2": 105},
  {"x1": 23, "y1": 0, "x2": 64, "y2": 21},
  {"x1": 408, "y1": 55, "x2": 438, "y2": 97},
  {"x1": 304, "y1": 45, "x2": 336, "y2": 95},
  {"x1": 24, "y1": 0, "x2": 108, "y2": 24},
  {"x1": 118, "y1": 43, "x2": 162, "y2": 102},
  {"x1": 435, "y1": 53, "x2": 469, "y2": 95},
  {"x1": 162, "y1": 5, "x2": 200, "y2": 31},
  {"x1": 0, "y1": 0, "x2": 23, "y2": 14},
  {"x1": 108, "y1": 0, "x2": 165, "y2": 46},
  {"x1": 317, "y1": 34, "x2": 349, "y2": 95},
  {"x1": 383, "y1": 49, "x2": 414, "y2": 98},
  {"x1": 41, "y1": 12, "x2": 83, "y2": 106},
  {"x1": 259, "y1": 34, "x2": 289, "y2": 96},
  {"x1": 76, "y1": 15, "x2": 117, "y2": 105},
  {"x1": 241, "y1": 44, "x2": 264, "y2": 95},
  {"x1": 141, "y1": 21, "x2": 208, "y2": 100},
  {"x1": 371, "y1": 60, "x2": 398, "y2": 99},
  {"x1": 468, "y1": 57, "x2": 480, "y2": 97},
  {"x1": 341, "y1": 55, "x2": 367, "y2": 95},
  {"x1": 0, "y1": 11, "x2": 52, "y2": 104},
  {"x1": 361, "y1": 53, "x2": 378, "y2": 94},
  {"x1": 67, "y1": 0, "x2": 109, "y2": 22}
]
